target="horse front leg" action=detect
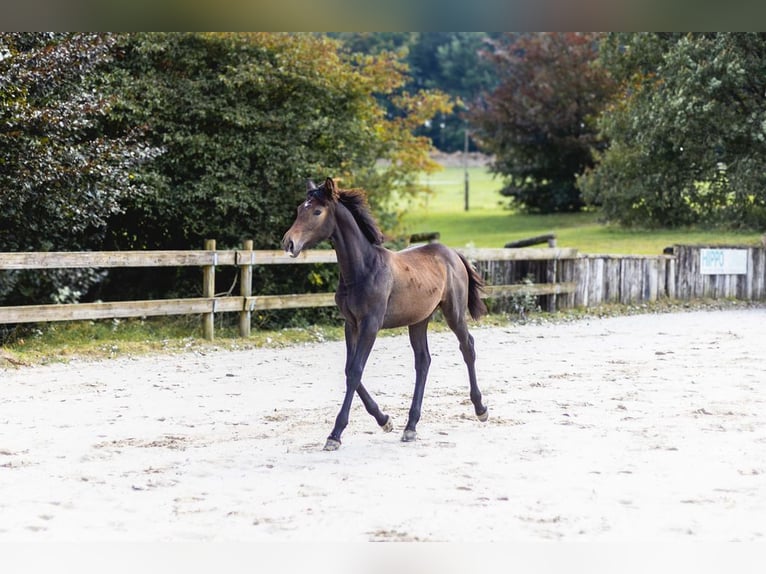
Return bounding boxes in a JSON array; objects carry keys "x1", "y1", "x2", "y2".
[
  {"x1": 341, "y1": 323, "x2": 392, "y2": 432},
  {"x1": 324, "y1": 318, "x2": 381, "y2": 451},
  {"x1": 402, "y1": 318, "x2": 431, "y2": 442}
]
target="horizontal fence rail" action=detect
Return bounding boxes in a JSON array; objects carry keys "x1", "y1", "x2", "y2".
[
  {"x1": 0, "y1": 244, "x2": 579, "y2": 339},
  {"x1": 2, "y1": 243, "x2": 764, "y2": 340},
  {"x1": 0, "y1": 249, "x2": 344, "y2": 269}
]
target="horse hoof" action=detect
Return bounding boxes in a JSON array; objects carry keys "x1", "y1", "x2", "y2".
[
  {"x1": 323, "y1": 438, "x2": 341, "y2": 451},
  {"x1": 477, "y1": 407, "x2": 489, "y2": 422},
  {"x1": 401, "y1": 429, "x2": 417, "y2": 442},
  {"x1": 381, "y1": 416, "x2": 394, "y2": 433}
]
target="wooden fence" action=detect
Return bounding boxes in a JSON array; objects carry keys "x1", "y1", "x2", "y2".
[
  {"x1": 673, "y1": 244, "x2": 766, "y2": 300},
  {"x1": 475, "y1": 244, "x2": 765, "y2": 311},
  {"x1": 2, "y1": 243, "x2": 763, "y2": 340},
  {"x1": 0, "y1": 243, "x2": 577, "y2": 340}
]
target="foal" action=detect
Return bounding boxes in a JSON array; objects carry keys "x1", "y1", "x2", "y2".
[{"x1": 282, "y1": 178, "x2": 488, "y2": 451}]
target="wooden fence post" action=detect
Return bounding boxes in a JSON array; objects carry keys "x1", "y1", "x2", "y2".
[
  {"x1": 239, "y1": 239, "x2": 254, "y2": 337},
  {"x1": 202, "y1": 239, "x2": 216, "y2": 340}
]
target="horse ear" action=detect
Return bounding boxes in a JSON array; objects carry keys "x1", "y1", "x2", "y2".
[
  {"x1": 324, "y1": 177, "x2": 339, "y2": 201},
  {"x1": 306, "y1": 179, "x2": 317, "y2": 193}
]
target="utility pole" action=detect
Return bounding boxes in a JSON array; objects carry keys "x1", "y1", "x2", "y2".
[{"x1": 463, "y1": 125, "x2": 469, "y2": 212}]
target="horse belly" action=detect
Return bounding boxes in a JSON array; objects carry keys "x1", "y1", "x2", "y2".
[
  {"x1": 379, "y1": 247, "x2": 451, "y2": 329},
  {"x1": 382, "y1": 282, "x2": 442, "y2": 329}
]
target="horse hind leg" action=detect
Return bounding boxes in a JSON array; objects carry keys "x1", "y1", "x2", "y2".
[{"x1": 443, "y1": 303, "x2": 488, "y2": 422}]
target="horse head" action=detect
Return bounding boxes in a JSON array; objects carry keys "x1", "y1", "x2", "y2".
[{"x1": 282, "y1": 178, "x2": 339, "y2": 257}]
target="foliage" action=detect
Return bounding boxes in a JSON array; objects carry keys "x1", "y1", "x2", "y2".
[
  {"x1": 408, "y1": 32, "x2": 499, "y2": 152},
  {"x1": 469, "y1": 33, "x2": 616, "y2": 214},
  {"x1": 0, "y1": 33, "x2": 157, "y2": 305},
  {"x1": 331, "y1": 32, "x2": 497, "y2": 152},
  {"x1": 330, "y1": 32, "x2": 415, "y2": 57},
  {"x1": 97, "y1": 32, "x2": 449, "y2": 305},
  {"x1": 1, "y1": 32, "x2": 449, "y2": 320},
  {"x1": 580, "y1": 33, "x2": 766, "y2": 229}
]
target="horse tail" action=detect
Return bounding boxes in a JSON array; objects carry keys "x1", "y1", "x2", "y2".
[{"x1": 458, "y1": 252, "x2": 488, "y2": 320}]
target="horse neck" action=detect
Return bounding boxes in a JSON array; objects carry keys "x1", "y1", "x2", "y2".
[{"x1": 330, "y1": 202, "x2": 378, "y2": 282}]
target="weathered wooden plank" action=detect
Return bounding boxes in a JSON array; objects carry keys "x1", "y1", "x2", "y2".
[
  {"x1": 563, "y1": 259, "x2": 578, "y2": 309},
  {"x1": 0, "y1": 247, "x2": 580, "y2": 271},
  {"x1": 257, "y1": 247, "x2": 581, "y2": 264},
  {"x1": 753, "y1": 248, "x2": 765, "y2": 299},
  {"x1": 243, "y1": 282, "x2": 578, "y2": 313},
  {"x1": 504, "y1": 233, "x2": 556, "y2": 248},
  {"x1": 458, "y1": 247, "x2": 580, "y2": 261},
  {"x1": 693, "y1": 247, "x2": 704, "y2": 299},
  {"x1": 607, "y1": 258, "x2": 622, "y2": 303},
  {"x1": 585, "y1": 257, "x2": 604, "y2": 307},
  {"x1": 666, "y1": 256, "x2": 676, "y2": 300},
  {"x1": 202, "y1": 240, "x2": 216, "y2": 341},
  {"x1": 619, "y1": 259, "x2": 634, "y2": 304},
  {"x1": 677, "y1": 245, "x2": 688, "y2": 299},
  {"x1": 0, "y1": 250, "x2": 236, "y2": 269},
  {"x1": 744, "y1": 248, "x2": 754, "y2": 300},
  {"x1": 657, "y1": 257, "x2": 667, "y2": 300},
  {"x1": 569, "y1": 259, "x2": 582, "y2": 307},
  {"x1": 544, "y1": 260, "x2": 556, "y2": 312},
  {"x1": 246, "y1": 293, "x2": 337, "y2": 310},
  {"x1": 676, "y1": 245, "x2": 692, "y2": 300},
  {"x1": 239, "y1": 240, "x2": 254, "y2": 337},
  {"x1": 483, "y1": 282, "x2": 577, "y2": 297},
  {"x1": 0, "y1": 297, "x2": 244, "y2": 324},
  {"x1": 645, "y1": 258, "x2": 659, "y2": 302},
  {"x1": 269, "y1": 246, "x2": 581, "y2": 263},
  {"x1": 237, "y1": 249, "x2": 338, "y2": 265}
]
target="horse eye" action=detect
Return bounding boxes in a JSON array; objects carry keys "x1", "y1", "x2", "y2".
[{"x1": 313, "y1": 209, "x2": 322, "y2": 216}]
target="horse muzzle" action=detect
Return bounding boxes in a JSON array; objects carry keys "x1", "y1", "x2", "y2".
[{"x1": 282, "y1": 232, "x2": 303, "y2": 258}]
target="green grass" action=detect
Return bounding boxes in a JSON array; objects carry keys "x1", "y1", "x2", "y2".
[
  {"x1": 399, "y1": 166, "x2": 763, "y2": 255},
  {"x1": 0, "y1": 316, "x2": 350, "y2": 365}
]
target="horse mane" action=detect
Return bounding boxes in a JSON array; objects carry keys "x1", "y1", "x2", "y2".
[{"x1": 337, "y1": 188, "x2": 385, "y2": 246}]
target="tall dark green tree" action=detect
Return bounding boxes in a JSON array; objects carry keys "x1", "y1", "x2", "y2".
[
  {"x1": 0, "y1": 32, "x2": 155, "y2": 304},
  {"x1": 469, "y1": 32, "x2": 616, "y2": 213},
  {"x1": 580, "y1": 33, "x2": 766, "y2": 228}
]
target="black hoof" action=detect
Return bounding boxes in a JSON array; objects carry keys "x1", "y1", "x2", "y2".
[
  {"x1": 323, "y1": 438, "x2": 341, "y2": 451},
  {"x1": 401, "y1": 429, "x2": 417, "y2": 442}
]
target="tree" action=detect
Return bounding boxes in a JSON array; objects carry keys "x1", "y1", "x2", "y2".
[
  {"x1": 332, "y1": 33, "x2": 498, "y2": 152},
  {"x1": 0, "y1": 33, "x2": 449, "y2": 324},
  {"x1": 579, "y1": 33, "x2": 766, "y2": 228},
  {"x1": 469, "y1": 33, "x2": 616, "y2": 213},
  {"x1": 97, "y1": 33, "x2": 450, "y2": 315},
  {"x1": 330, "y1": 32, "x2": 415, "y2": 57},
  {"x1": 413, "y1": 33, "x2": 499, "y2": 152},
  {"x1": 0, "y1": 33, "x2": 156, "y2": 305}
]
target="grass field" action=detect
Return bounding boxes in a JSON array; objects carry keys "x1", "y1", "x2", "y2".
[{"x1": 399, "y1": 166, "x2": 763, "y2": 255}]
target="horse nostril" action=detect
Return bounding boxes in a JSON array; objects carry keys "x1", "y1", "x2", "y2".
[{"x1": 287, "y1": 239, "x2": 295, "y2": 254}]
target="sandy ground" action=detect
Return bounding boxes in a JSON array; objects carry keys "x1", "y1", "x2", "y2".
[{"x1": 1, "y1": 309, "x2": 765, "y2": 542}]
